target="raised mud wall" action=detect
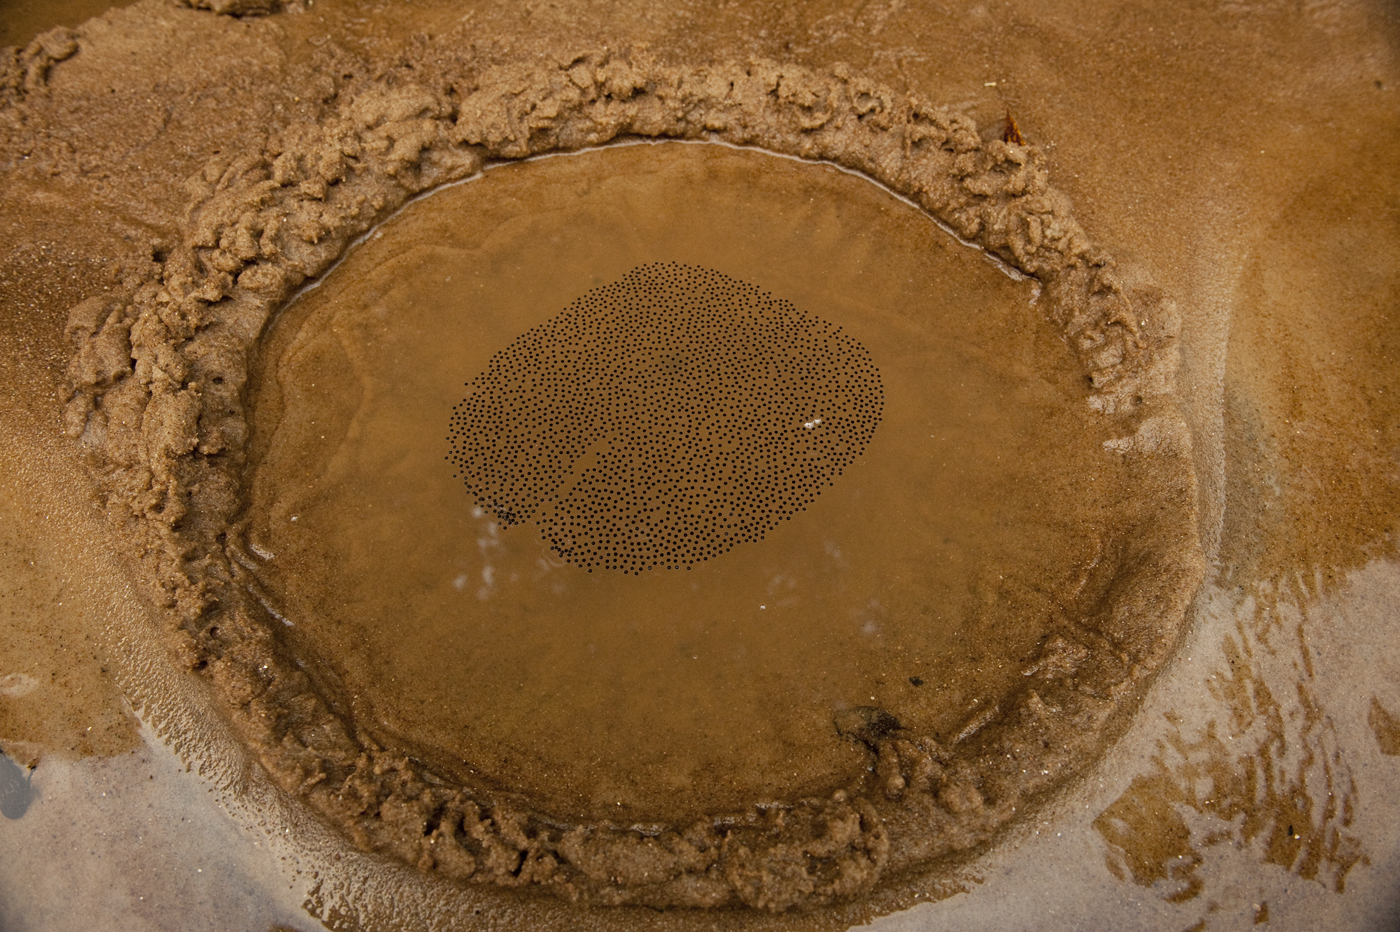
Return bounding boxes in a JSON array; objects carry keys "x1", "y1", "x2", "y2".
[{"x1": 60, "y1": 51, "x2": 1201, "y2": 910}]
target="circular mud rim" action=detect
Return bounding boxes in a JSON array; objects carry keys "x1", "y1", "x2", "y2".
[{"x1": 62, "y1": 52, "x2": 1203, "y2": 911}]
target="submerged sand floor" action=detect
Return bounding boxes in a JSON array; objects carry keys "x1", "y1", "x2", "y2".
[{"x1": 1, "y1": 1, "x2": 1397, "y2": 930}]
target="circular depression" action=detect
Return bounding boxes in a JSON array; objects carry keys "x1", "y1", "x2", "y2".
[
  {"x1": 63, "y1": 57, "x2": 1204, "y2": 912},
  {"x1": 246, "y1": 143, "x2": 1130, "y2": 821}
]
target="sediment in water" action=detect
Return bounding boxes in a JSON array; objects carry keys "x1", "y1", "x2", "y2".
[{"x1": 61, "y1": 52, "x2": 1203, "y2": 911}]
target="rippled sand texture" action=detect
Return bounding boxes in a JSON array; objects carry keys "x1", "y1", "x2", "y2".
[{"x1": 1, "y1": 1, "x2": 1397, "y2": 931}]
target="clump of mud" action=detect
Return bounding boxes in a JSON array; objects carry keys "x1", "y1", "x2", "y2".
[{"x1": 62, "y1": 52, "x2": 1202, "y2": 911}]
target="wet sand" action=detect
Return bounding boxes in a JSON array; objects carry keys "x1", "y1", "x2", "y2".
[
  {"x1": 245, "y1": 141, "x2": 1153, "y2": 825},
  {"x1": 1, "y1": 1, "x2": 1397, "y2": 930}
]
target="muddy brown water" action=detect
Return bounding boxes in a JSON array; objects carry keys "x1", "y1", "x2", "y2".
[
  {"x1": 244, "y1": 142, "x2": 1126, "y2": 822},
  {"x1": 1, "y1": 1, "x2": 1398, "y2": 931}
]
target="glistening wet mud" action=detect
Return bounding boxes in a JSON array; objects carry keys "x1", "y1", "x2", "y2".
[
  {"x1": 3, "y1": 1, "x2": 1398, "y2": 930},
  {"x1": 243, "y1": 143, "x2": 1163, "y2": 826},
  {"x1": 59, "y1": 54, "x2": 1200, "y2": 908}
]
